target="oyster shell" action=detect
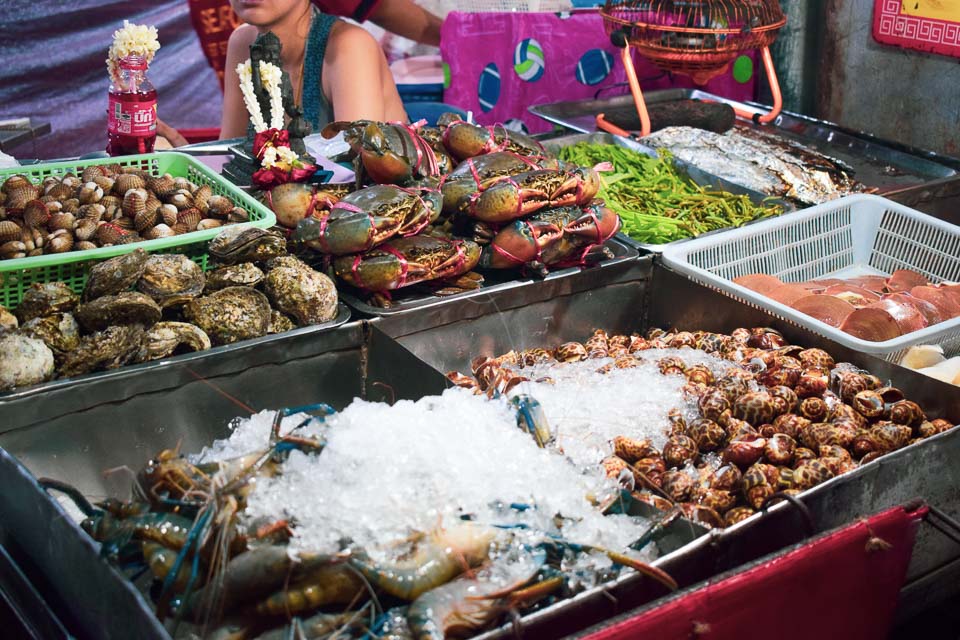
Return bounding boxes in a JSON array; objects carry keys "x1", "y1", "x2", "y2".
[
  {"x1": 137, "y1": 254, "x2": 206, "y2": 306},
  {"x1": 264, "y1": 255, "x2": 313, "y2": 272},
  {"x1": 136, "y1": 321, "x2": 212, "y2": 362},
  {"x1": 83, "y1": 248, "x2": 150, "y2": 301},
  {"x1": 184, "y1": 286, "x2": 271, "y2": 345},
  {"x1": 15, "y1": 282, "x2": 79, "y2": 323},
  {"x1": 204, "y1": 262, "x2": 265, "y2": 293},
  {"x1": 75, "y1": 292, "x2": 162, "y2": 332},
  {"x1": 208, "y1": 226, "x2": 287, "y2": 265},
  {"x1": 268, "y1": 310, "x2": 296, "y2": 334},
  {"x1": 0, "y1": 305, "x2": 17, "y2": 332},
  {"x1": 0, "y1": 333, "x2": 55, "y2": 390},
  {"x1": 263, "y1": 266, "x2": 338, "y2": 325},
  {"x1": 59, "y1": 324, "x2": 145, "y2": 378},
  {"x1": 20, "y1": 312, "x2": 81, "y2": 359}
]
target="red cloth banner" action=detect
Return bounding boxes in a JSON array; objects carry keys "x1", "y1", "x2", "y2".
[{"x1": 584, "y1": 505, "x2": 924, "y2": 640}]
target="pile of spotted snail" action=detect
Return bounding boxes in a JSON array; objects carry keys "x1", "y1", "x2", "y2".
[
  {"x1": 450, "y1": 327, "x2": 955, "y2": 529},
  {"x1": 0, "y1": 166, "x2": 253, "y2": 260},
  {"x1": 0, "y1": 226, "x2": 338, "y2": 391}
]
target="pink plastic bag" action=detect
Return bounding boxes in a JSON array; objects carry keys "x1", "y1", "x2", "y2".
[{"x1": 440, "y1": 10, "x2": 758, "y2": 134}]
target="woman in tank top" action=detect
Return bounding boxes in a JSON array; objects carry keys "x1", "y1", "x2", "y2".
[{"x1": 219, "y1": 0, "x2": 407, "y2": 139}]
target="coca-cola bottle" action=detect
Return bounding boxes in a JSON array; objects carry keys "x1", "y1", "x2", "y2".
[{"x1": 106, "y1": 54, "x2": 157, "y2": 156}]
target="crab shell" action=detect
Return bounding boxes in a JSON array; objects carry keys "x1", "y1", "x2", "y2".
[
  {"x1": 265, "y1": 182, "x2": 351, "y2": 229},
  {"x1": 440, "y1": 118, "x2": 546, "y2": 163},
  {"x1": 294, "y1": 184, "x2": 440, "y2": 256},
  {"x1": 441, "y1": 152, "x2": 560, "y2": 214},
  {"x1": 463, "y1": 166, "x2": 601, "y2": 223},
  {"x1": 332, "y1": 236, "x2": 480, "y2": 293},
  {"x1": 322, "y1": 120, "x2": 441, "y2": 185},
  {"x1": 478, "y1": 202, "x2": 620, "y2": 271}
]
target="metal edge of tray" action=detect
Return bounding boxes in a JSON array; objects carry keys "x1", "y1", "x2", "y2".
[
  {"x1": 0, "y1": 322, "x2": 455, "y2": 640},
  {"x1": 339, "y1": 236, "x2": 640, "y2": 318},
  {"x1": 386, "y1": 258, "x2": 960, "y2": 632},
  {"x1": 540, "y1": 131, "x2": 793, "y2": 254},
  {"x1": 0, "y1": 449, "x2": 169, "y2": 640},
  {"x1": 0, "y1": 303, "x2": 352, "y2": 436},
  {"x1": 529, "y1": 88, "x2": 959, "y2": 182}
]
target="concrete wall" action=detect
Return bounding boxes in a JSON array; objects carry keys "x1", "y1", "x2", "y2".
[{"x1": 814, "y1": 0, "x2": 960, "y2": 157}]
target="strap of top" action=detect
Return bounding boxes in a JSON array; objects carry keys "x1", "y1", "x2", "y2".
[{"x1": 302, "y1": 9, "x2": 338, "y2": 130}]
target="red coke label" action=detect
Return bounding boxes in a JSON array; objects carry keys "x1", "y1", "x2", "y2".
[{"x1": 107, "y1": 95, "x2": 157, "y2": 136}]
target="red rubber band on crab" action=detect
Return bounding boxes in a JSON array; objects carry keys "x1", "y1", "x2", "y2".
[
  {"x1": 378, "y1": 243, "x2": 411, "y2": 288},
  {"x1": 393, "y1": 186, "x2": 434, "y2": 237}
]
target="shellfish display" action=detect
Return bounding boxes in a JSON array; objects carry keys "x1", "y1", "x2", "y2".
[
  {"x1": 0, "y1": 167, "x2": 257, "y2": 260},
  {"x1": 449, "y1": 327, "x2": 954, "y2": 529},
  {"x1": 0, "y1": 231, "x2": 339, "y2": 391},
  {"x1": 47, "y1": 391, "x2": 679, "y2": 639}
]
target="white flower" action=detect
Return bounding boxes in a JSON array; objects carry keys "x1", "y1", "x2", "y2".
[
  {"x1": 235, "y1": 59, "x2": 286, "y2": 134},
  {"x1": 106, "y1": 20, "x2": 161, "y2": 84}
]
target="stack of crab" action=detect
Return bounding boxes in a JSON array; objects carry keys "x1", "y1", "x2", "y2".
[
  {"x1": 265, "y1": 116, "x2": 621, "y2": 306},
  {"x1": 0, "y1": 226, "x2": 338, "y2": 392}
]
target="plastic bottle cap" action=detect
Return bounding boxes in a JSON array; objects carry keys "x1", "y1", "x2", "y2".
[{"x1": 119, "y1": 55, "x2": 148, "y2": 71}]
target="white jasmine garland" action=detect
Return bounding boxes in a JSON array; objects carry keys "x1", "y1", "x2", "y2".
[
  {"x1": 236, "y1": 59, "x2": 286, "y2": 133},
  {"x1": 106, "y1": 21, "x2": 161, "y2": 85}
]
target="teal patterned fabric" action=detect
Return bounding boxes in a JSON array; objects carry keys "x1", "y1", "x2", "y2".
[{"x1": 302, "y1": 9, "x2": 337, "y2": 130}]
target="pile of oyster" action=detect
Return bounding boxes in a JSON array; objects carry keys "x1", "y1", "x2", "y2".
[
  {"x1": 0, "y1": 227, "x2": 339, "y2": 391},
  {"x1": 0, "y1": 166, "x2": 253, "y2": 260}
]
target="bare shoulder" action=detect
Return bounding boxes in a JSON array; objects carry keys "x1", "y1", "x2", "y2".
[
  {"x1": 326, "y1": 20, "x2": 382, "y2": 58},
  {"x1": 228, "y1": 23, "x2": 259, "y2": 50}
]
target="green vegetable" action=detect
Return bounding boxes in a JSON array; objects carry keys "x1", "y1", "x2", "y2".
[{"x1": 558, "y1": 142, "x2": 783, "y2": 244}]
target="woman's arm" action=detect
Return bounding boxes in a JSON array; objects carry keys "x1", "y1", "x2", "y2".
[
  {"x1": 368, "y1": 0, "x2": 442, "y2": 46},
  {"x1": 219, "y1": 24, "x2": 259, "y2": 139},
  {"x1": 322, "y1": 22, "x2": 407, "y2": 122}
]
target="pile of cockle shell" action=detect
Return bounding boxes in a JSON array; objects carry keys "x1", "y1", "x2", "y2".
[
  {"x1": 0, "y1": 226, "x2": 338, "y2": 391},
  {"x1": 0, "y1": 166, "x2": 252, "y2": 260},
  {"x1": 450, "y1": 327, "x2": 956, "y2": 529}
]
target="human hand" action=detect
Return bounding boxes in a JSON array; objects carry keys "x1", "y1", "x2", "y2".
[{"x1": 156, "y1": 118, "x2": 189, "y2": 148}]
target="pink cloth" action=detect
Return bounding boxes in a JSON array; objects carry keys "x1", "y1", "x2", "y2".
[{"x1": 441, "y1": 10, "x2": 758, "y2": 134}]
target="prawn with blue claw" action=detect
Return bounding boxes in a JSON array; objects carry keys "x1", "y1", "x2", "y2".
[{"x1": 41, "y1": 394, "x2": 680, "y2": 639}]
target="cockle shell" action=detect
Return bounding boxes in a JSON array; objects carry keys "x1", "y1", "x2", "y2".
[
  {"x1": 134, "y1": 208, "x2": 159, "y2": 233},
  {"x1": 205, "y1": 194, "x2": 234, "y2": 218},
  {"x1": 143, "y1": 224, "x2": 175, "y2": 240},
  {"x1": 2, "y1": 175, "x2": 31, "y2": 193},
  {"x1": 45, "y1": 181, "x2": 75, "y2": 200},
  {"x1": 48, "y1": 211, "x2": 76, "y2": 231},
  {"x1": 5, "y1": 184, "x2": 41, "y2": 210},
  {"x1": 114, "y1": 173, "x2": 146, "y2": 195},
  {"x1": 81, "y1": 165, "x2": 105, "y2": 183},
  {"x1": 122, "y1": 190, "x2": 146, "y2": 218},
  {"x1": 79, "y1": 182, "x2": 103, "y2": 204},
  {"x1": 23, "y1": 200, "x2": 51, "y2": 228},
  {"x1": 46, "y1": 229, "x2": 74, "y2": 253},
  {"x1": 0, "y1": 220, "x2": 22, "y2": 243},
  {"x1": 192, "y1": 184, "x2": 212, "y2": 213},
  {"x1": 160, "y1": 204, "x2": 179, "y2": 227},
  {"x1": 0, "y1": 240, "x2": 25, "y2": 259}
]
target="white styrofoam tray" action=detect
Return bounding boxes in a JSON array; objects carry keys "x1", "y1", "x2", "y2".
[{"x1": 661, "y1": 194, "x2": 960, "y2": 362}]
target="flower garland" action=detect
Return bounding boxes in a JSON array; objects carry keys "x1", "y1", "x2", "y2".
[
  {"x1": 106, "y1": 21, "x2": 160, "y2": 85},
  {"x1": 236, "y1": 57, "x2": 317, "y2": 189}
]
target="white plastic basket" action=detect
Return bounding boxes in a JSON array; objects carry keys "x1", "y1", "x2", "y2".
[{"x1": 661, "y1": 194, "x2": 960, "y2": 362}]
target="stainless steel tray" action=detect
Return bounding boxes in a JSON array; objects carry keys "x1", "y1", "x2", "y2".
[
  {"x1": 541, "y1": 131, "x2": 791, "y2": 253},
  {"x1": 0, "y1": 303, "x2": 353, "y2": 436},
  {"x1": 384, "y1": 258, "x2": 960, "y2": 633},
  {"x1": 530, "y1": 88, "x2": 958, "y2": 194},
  {"x1": 339, "y1": 236, "x2": 639, "y2": 317}
]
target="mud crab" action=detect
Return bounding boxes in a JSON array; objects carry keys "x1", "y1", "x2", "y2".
[
  {"x1": 264, "y1": 182, "x2": 353, "y2": 229},
  {"x1": 477, "y1": 202, "x2": 621, "y2": 275},
  {"x1": 292, "y1": 183, "x2": 441, "y2": 256},
  {"x1": 440, "y1": 115, "x2": 546, "y2": 162},
  {"x1": 322, "y1": 120, "x2": 441, "y2": 186},
  {"x1": 332, "y1": 235, "x2": 482, "y2": 306},
  {"x1": 458, "y1": 165, "x2": 603, "y2": 223},
  {"x1": 440, "y1": 151, "x2": 561, "y2": 215}
]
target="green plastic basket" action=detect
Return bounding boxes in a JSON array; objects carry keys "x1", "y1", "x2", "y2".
[{"x1": 0, "y1": 152, "x2": 275, "y2": 310}]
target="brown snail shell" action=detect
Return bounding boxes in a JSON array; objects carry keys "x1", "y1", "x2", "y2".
[
  {"x1": 852, "y1": 390, "x2": 885, "y2": 419},
  {"x1": 764, "y1": 433, "x2": 797, "y2": 465},
  {"x1": 687, "y1": 417, "x2": 726, "y2": 452},
  {"x1": 555, "y1": 341, "x2": 587, "y2": 363},
  {"x1": 722, "y1": 435, "x2": 766, "y2": 469},
  {"x1": 662, "y1": 434, "x2": 698, "y2": 468},
  {"x1": 660, "y1": 470, "x2": 694, "y2": 502},
  {"x1": 724, "y1": 506, "x2": 757, "y2": 527},
  {"x1": 677, "y1": 502, "x2": 724, "y2": 529},
  {"x1": 886, "y1": 400, "x2": 924, "y2": 428},
  {"x1": 799, "y1": 396, "x2": 828, "y2": 421},
  {"x1": 612, "y1": 435, "x2": 658, "y2": 463},
  {"x1": 733, "y1": 391, "x2": 778, "y2": 426},
  {"x1": 633, "y1": 456, "x2": 666, "y2": 487}
]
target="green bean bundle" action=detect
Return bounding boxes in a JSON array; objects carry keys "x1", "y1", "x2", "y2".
[{"x1": 559, "y1": 142, "x2": 783, "y2": 244}]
